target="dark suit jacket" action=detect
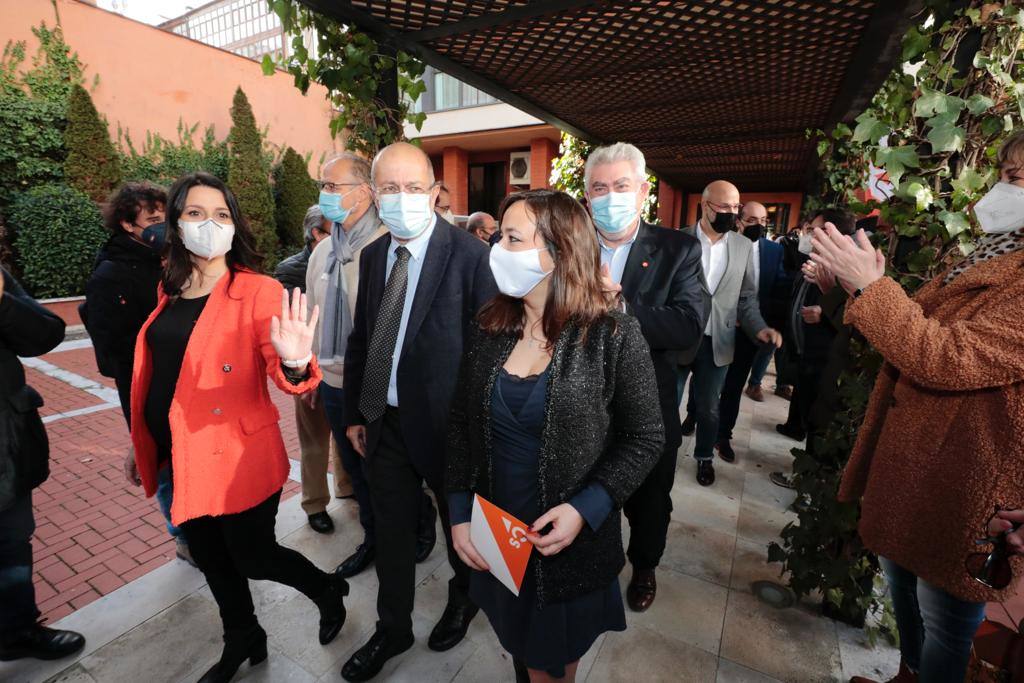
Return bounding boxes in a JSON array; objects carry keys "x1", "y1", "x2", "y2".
[
  {"x1": 620, "y1": 221, "x2": 704, "y2": 450},
  {"x1": 343, "y1": 218, "x2": 498, "y2": 482},
  {"x1": 755, "y1": 237, "x2": 790, "y2": 330}
]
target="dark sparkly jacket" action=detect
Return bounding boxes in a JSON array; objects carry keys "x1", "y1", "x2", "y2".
[{"x1": 446, "y1": 310, "x2": 664, "y2": 606}]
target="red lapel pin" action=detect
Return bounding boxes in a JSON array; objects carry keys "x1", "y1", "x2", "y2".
[{"x1": 641, "y1": 261, "x2": 649, "y2": 268}]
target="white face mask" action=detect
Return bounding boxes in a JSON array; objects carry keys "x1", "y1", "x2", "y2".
[
  {"x1": 440, "y1": 209, "x2": 455, "y2": 223},
  {"x1": 973, "y1": 182, "x2": 1024, "y2": 234},
  {"x1": 378, "y1": 192, "x2": 433, "y2": 240},
  {"x1": 798, "y1": 232, "x2": 813, "y2": 255},
  {"x1": 489, "y1": 243, "x2": 552, "y2": 298},
  {"x1": 178, "y1": 219, "x2": 235, "y2": 259}
]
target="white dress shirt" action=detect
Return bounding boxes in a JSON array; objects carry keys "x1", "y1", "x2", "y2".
[
  {"x1": 384, "y1": 214, "x2": 436, "y2": 407},
  {"x1": 696, "y1": 225, "x2": 728, "y2": 335},
  {"x1": 599, "y1": 223, "x2": 639, "y2": 285}
]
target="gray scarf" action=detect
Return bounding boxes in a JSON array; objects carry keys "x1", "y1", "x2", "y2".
[{"x1": 319, "y1": 205, "x2": 381, "y2": 364}]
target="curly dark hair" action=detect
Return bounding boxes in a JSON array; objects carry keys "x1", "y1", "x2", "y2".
[
  {"x1": 162, "y1": 172, "x2": 263, "y2": 296},
  {"x1": 103, "y1": 182, "x2": 167, "y2": 233}
]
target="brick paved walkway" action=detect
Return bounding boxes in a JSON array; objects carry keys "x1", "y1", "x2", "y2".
[{"x1": 26, "y1": 340, "x2": 303, "y2": 622}]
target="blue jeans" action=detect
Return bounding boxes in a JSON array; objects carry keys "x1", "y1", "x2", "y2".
[
  {"x1": 156, "y1": 464, "x2": 181, "y2": 539},
  {"x1": 748, "y1": 344, "x2": 774, "y2": 387},
  {"x1": 319, "y1": 383, "x2": 375, "y2": 545},
  {"x1": 881, "y1": 556, "x2": 986, "y2": 682},
  {"x1": 0, "y1": 494, "x2": 38, "y2": 634},
  {"x1": 676, "y1": 337, "x2": 730, "y2": 462}
]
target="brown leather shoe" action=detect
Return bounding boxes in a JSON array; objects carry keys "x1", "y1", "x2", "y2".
[
  {"x1": 626, "y1": 568, "x2": 657, "y2": 612},
  {"x1": 849, "y1": 660, "x2": 917, "y2": 683},
  {"x1": 744, "y1": 384, "x2": 765, "y2": 402}
]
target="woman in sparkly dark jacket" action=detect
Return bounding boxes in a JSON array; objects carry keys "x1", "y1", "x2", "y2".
[{"x1": 446, "y1": 189, "x2": 663, "y2": 682}]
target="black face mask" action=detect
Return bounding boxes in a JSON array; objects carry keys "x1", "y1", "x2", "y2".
[
  {"x1": 742, "y1": 224, "x2": 764, "y2": 242},
  {"x1": 705, "y1": 205, "x2": 737, "y2": 234},
  {"x1": 140, "y1": 222, "x2": 167, "y2": 253}
]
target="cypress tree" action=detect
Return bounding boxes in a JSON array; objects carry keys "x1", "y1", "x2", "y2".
[
  {"x1": 273, "y1": 146, "x2": 318, "y2": 249},
  {"x1": 227, "y1": 87, "x2": 276, "y2": 264},
  {"x1": 63, "y1": 84, "x2": 121, "y2": 203}
]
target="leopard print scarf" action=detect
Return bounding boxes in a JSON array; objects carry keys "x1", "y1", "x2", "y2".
[{"x1": 943, "y1": 227, "x2": 1024, "y2": 284}]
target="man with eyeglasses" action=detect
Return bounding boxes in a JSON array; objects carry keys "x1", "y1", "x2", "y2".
[
  {"x1": 307, "y1": 153, "x2": 439, "y2": 577},
  {"x1": 339, "y1": 142, "x2": 497, "y2": 681},
  {"x1": 678, "y1": 182, "x2": 783, "y2": 487},
  {"x1": 713, "y1": 202, "x2": 790, "y2": 462}
]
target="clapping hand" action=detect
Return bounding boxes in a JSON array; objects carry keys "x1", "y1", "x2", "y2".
[
  {"x1": 810, "y1": 224, "x2": 885, "y2": 295},
  {"x1": 271, "y1": 288, "x2": 319, "y2": 374},
  {"x1": 526, "y1": 504, "x2": 585, "y2": 557}
]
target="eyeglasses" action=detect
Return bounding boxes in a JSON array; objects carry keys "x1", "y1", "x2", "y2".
[
  {"x1": 373, "y1": 183, "x2": 431, "y2": 195},
  {"x1": 317, "y1": 181, "x2": 362, "y2": 193},
  {"x1": 741, "y1": 217, "x2": 769, "y2": 227},
  {"x1": 966, "y1": 507, "x2": 1020, "y2": 589},
  {"x1": 708, "y1": 200, "x2": 742, "y2": 213}
]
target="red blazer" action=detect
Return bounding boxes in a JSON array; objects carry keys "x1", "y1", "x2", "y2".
[{"x1": 130, "y1": 270, "x2": 321, "y2": 525}]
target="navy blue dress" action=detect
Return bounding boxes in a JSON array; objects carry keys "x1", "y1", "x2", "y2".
[{"x1": 460, "y1": 367, "x2": 626, "y2": 677}]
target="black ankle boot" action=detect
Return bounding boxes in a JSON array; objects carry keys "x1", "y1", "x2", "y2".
[
  {"x1": 0, "y1": 622, "x2": 85, "y2": 661},
  {"x1": 315, "y1": 572, "x2": 350, "y2": 645},
  {"x1": 197, "y1": 623, "x2": 267, "y2": 683}
]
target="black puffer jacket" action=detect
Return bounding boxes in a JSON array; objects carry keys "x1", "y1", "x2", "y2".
[
  {"x1": 83, "y1": 232, "x2": 162, "y2": 380},
  {"x1": 0, "y1": 267, "x2": 65, "y2": 511},
  {"x1": 446, "y1": 311, "x2": 664, "y2": 606},
  {"x1": 273, "y1": 244, "x2": 313, "y2": 292}
]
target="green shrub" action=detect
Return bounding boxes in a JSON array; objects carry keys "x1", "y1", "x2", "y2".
[
  {"x1": 227, "y1": 87, "x2": 276, "y2": 265},
  {"x1": 64, "y1": 84, "x2": 122, "y2": 203},
  {"x1": 118, "y1": 120, "x2": 229, "y2": 187},
  {"x1": 273, "y1": 146, "x2": 317, "y2": 248},
  {"x1": 9, "y1": 184, "x2": 106, "y2": 297}
]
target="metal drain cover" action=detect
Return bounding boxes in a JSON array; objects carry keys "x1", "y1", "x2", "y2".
[{"x1": 752, "y1": 580, "x2": 796, "y2": 609}]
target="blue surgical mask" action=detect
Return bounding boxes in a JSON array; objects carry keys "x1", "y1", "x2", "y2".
[
  {"x1": 590, "y1": 192, "x2": 638, "y2": 234},
  {"x1": 140, "y1": 222, "x2": 167, "y2": 252},
  {"x1": 319, "y1": 189, "x2": 354, "y2": 224},
  {"x1": 379, "y1": 192, "x2": 432, "y2": 240}
]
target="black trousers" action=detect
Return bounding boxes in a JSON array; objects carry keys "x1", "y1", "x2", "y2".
[
  {"x1": 0, "y1": 494, "x2": 39, "y2": 635},
  {"x1": 367, "y1": 407, "x2": 469, "y2": 638},
  {"x1": 623, "y1": 440, "x2": 678, "y2": 570},
  {"x1": 717, "y1": 331, "x2": 759, "y2": 443},
  {"x1": 782, "y1": 359, "x2": 824, "y2": 436},
  {"x1": 181, "y1": 489, "x2": 329, "y2": 631}
]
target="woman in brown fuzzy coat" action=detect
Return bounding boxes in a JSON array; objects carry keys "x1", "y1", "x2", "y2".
[{"x1": 808, "y1": 132, "x2": 1024, "y2": 683}]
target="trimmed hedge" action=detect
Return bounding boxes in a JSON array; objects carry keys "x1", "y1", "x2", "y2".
[
  {"x1": 227, "y1": 87, "x2": 276, "y2": 265},
  {"x1": 64, "y1": 84, "x2": 122, "y2": 203},
  {"x1": 9, "y1": 184, "x2": 106, "y2": 297},
  {"x1": 273, "y1": 146, "x2": 318, "y2": 249}
]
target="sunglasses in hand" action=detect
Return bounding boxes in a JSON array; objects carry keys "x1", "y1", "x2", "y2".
[{"x1": 967, "y1": 507, "x2": 1023, "y2": 590}]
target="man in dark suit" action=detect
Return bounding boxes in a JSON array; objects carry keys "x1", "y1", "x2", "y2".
[
  {"x1": 341, "y1": 142, "x2": 497, "y2": 682},
  {"x1": 586, "y1": 143, "x2": 705, "y2": 612},
  {"x1": 714, "y1": 201, "x2": 790, "y2": 461}
]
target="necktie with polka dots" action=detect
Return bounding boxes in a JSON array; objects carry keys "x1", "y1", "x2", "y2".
[{"x1": 359, "y1": 246, "x2": 411, "y2": 423}]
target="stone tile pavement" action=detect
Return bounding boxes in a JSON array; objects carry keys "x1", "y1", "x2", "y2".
[{"x1": 1, "y1": 353, "x2": 908, "y2": 683}]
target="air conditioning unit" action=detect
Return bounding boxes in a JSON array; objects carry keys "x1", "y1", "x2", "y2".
[{"x1": 509, "y1": 151, "x2": 531, "y2": 185}]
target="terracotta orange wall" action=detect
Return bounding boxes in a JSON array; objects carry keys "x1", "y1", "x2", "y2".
[
  {"x1": 684, "y1": 192, "x2": 804, "y2": 229},
  {"x1": 2, "y1": 0, "x2": 341, "y2": 176}
]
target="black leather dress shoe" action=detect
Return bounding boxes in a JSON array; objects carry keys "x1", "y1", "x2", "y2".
[
  {"x1": 341, "y1": 629, "x2": 414, "y2": 682},
  {"x1": 314, "y1": 573, "x2": 349, "y2": 645},
  {"x1": 626, "y1": 567, "x2": 657, "y2": 612},
  {"x1": 336, "y1": 543, "x2": 375, "y2": 579},
  {"x1": 308, "y1": 512, "x2": 334, "y2": 534},
  {"x1": 680, "y1": 414, "x2": 696, "y2": 436},
  {"x1": 416, "y1": 500, "x2": 437, "y2": 563},
  {"x1": 427, "y1": 600, "x2": 479, "y2": 652},
  {"x1": 0, "y1": 623, "x2": 85, "y2": 661},
  {"x1": 775, "y1": 423, "x2": 806, "y2": 441},
  {"x1": 715, "y1": 440, "x2": 736, "y2": 463},
  {"x1": 696, "y1": 460, "x2": 715, "y2": 487}
]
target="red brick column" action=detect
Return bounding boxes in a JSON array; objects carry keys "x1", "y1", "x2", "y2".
[
  {"x1": 657, "y1": 180, "x2": 680, "y2": 228},
  {"x1": 529, "y1": 137, "x2": 558, "y2": 189},
  {"x1": 442, "y1": 146, "x2": 469, "y2": 216}
]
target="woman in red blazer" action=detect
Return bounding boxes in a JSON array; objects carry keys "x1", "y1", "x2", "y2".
[{"x1": 129, "y1": 173, "x2": 347, "y2": 683}]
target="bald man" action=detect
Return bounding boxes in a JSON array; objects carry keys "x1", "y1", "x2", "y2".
[
  {"x1": 679, "y1": 181, "x2": 782, "y2": 486},
  {"x1": 341, "y1": 142, "x2": 497, "y2": 681},
  {"x1": 713, "y1": 201, "x2": 789, "y2": 460},
  {"x1": 466, "y1": 211, "x2": 497, "y2": 242}
]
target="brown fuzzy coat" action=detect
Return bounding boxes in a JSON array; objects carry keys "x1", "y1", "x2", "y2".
[{"x1": 838, "y1": 249, "x2": 1024, "y2": 603}]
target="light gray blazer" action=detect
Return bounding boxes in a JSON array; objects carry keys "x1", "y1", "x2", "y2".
[{"x1": 679, "y1": 225, "x2": 767, "y2": 367}]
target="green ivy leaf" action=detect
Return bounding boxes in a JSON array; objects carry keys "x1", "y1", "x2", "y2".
[
  {"x1": 966, "y1": 93, "x2": 995, "y2": 116},
  {"x1": 874, "y1": 145, "x2": 920, "y2": 186},
  {"x1": 913, "y1": 87, "x2": 966, "y2": 118},
  {"x1": 852, "y1": 111, "x2": 890, "y2": 143},
  {"x1": 927, "y1": 116, "x2": 966, "y2": 153},
  {"x1": 902, "y1": 27, "x2": 930, "y2": 61},
  {"x1": 938, "y1": 210, "x2": 970, "y2": 238}
]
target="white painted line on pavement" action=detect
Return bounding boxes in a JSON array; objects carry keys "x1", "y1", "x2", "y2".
[
  {"x1": 42, "y1": 402, "x2": 121, "y2": 424},
  {"x1": 20, "y1": 356, "x2": 121, "y2": 405}
]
